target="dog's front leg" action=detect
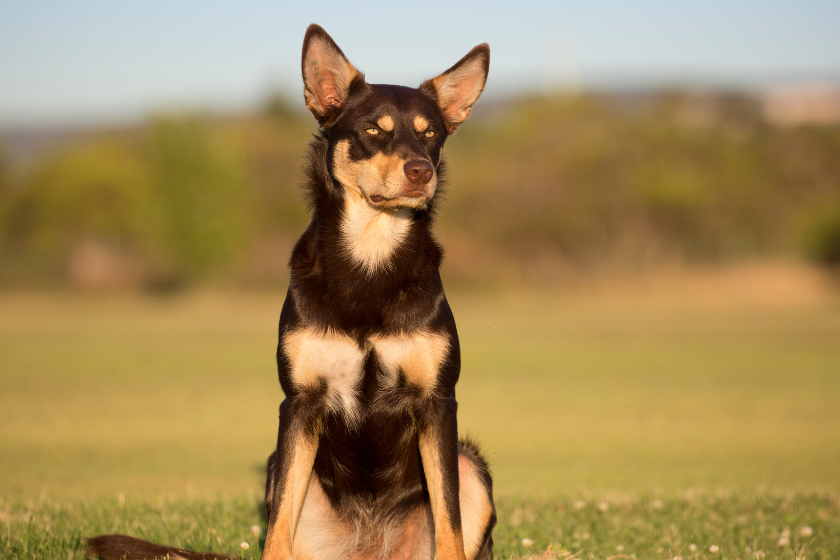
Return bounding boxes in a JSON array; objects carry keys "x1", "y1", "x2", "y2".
[
  {"x1": 262, "y1": 398, "x2": 320, "y2": 560},
  {"x1": 419, "y1": 396, "x2": 467, "y2": 560}
]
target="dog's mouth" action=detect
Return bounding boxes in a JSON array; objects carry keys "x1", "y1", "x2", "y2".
[
  {"x1": 369, "y1": 191, "x2": 426, "y2": 203},
  {"x1": 368, "y1": 190, "x2": 430, "y2": 207}
]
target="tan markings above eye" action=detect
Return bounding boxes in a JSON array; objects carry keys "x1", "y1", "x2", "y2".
[
  {"x1": 424, "y1": 130, "x2": 436, "y2": 138},
  {"x1": 377, "y1": 115, "x2": 395, "y2": 132},
  {"x1": 366, "y1": 127, "x2": 379, "y2": 135},
  {"x1": 413, "y1": 115, "x2": 429, "y2": 133}
]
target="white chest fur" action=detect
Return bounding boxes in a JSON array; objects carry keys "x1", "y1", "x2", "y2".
[
  {"x1": 283, "y1": 329, "x2": 451, "y2": 423},
  {"x1": 341, "y1": 194, "x2": 412, "y2": 274}
]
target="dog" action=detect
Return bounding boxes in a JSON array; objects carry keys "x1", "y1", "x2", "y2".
[{"x1": 87, "y1": 24, "x2": 494, "y2": 560}]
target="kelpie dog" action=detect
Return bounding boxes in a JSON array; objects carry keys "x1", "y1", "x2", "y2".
[{"x1": 88, "y1": 24, "x2": 494, "y2": 560}]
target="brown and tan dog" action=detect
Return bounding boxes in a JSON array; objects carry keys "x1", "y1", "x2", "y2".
[{"x1": 88, "y1": 24, "x2": 494, "y2": 560}]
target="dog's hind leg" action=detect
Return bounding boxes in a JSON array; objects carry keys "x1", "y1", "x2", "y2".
[
  {"x1": 371, "y1": 440, "x2": 494, "y2": 560},
  {"x1": 418, "y1": 404, "x2": 496, "y2": 560},
  {"x1": 457, "y1": 439, "x2": 495, "y2": 560}
]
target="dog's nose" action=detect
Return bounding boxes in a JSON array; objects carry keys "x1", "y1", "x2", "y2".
[{"x1": 404, "y1": 160, "x2": 434, "y2": 185}]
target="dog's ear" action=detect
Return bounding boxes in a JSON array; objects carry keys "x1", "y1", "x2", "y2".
[
  {"x1": 301, "y1": 24, "x2": 362, "y2": 125},
  {"x1": 421, "y1": 44, "x2": 490, "y2": 135}
]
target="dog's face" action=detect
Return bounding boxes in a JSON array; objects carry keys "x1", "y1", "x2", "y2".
[
  {"x1": 327, "y1": 85, "x2": 447, "y2": 210},
  {"x1": 301, "y1": 25, "x2": 489, "y2": 211}
]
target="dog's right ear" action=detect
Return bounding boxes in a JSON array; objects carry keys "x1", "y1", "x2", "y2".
[
  {"x1": 420, "y1": 44, "x2": 490, "y2": 135},
  {"x1": 301, "y1": 24, "x2": 361, "y2": 126}
]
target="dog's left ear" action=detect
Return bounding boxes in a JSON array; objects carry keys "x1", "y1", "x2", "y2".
[
  {"x1": 301, "y1": 24, "x2": 362, "y2": 125},
  {"x1": 421, "y1": 44, "x2": 490, "y2": 135}
]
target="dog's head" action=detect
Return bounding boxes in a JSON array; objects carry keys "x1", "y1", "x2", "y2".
[{"x1": 301, "y1": 24, "x2": 489, "y2": 211}]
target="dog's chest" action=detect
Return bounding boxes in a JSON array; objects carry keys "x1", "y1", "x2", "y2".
[{"x1": 283, "y1": 328, "x2": 449, "y2": 419}]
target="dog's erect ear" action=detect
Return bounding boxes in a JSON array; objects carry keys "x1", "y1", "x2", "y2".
[
  {"x1": 301, "y1": 24, "x2": 362, "y2": 125},
  {"x1": 421, "y1": 44, "x2": 490, "y2": 135}
]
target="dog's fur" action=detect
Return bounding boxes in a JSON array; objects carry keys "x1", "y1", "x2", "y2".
[{"x1": 88, "y1": 24, "x2": 493, "y2": 560}]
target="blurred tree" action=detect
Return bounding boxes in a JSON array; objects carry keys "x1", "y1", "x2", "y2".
[
  {"x1": 227, "y1": 116, "x2": 310, "y2": 236},
  {"x1": 144, "y1": 116, "x2": 250, "y2": 283},
  {"x1": 3, "y1": 91, "x2": 840, "y2": 289},
  {"x1": 262, "y1": 91, "x2": 298, "y2": 121},
  {"x1": 443, "y1": 92, "x2": 840, "y2": 270},
  {"x1": 0, "y1": 142, "x2": 8, "y2": 245},
  {"x1": 800, "y1": 203, "x2": 840, "y2": 266},
  {"x1": 8, "y1": 139, "x2": 151, "y2": 261}
]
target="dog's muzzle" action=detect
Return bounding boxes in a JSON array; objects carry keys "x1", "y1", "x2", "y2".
[{"x1": 399, "y1": 160, "x2": 434, "y2": 198}]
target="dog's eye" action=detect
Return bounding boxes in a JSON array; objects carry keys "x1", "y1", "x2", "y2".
[
  {"x1": 424, "y1": 130, "x2": 436, "y2": 138},
  {"x1": 365, "y1": 127, "x2": 379, "y2": 135}
]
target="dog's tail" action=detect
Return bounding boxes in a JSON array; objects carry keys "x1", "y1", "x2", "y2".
[{"x1": 86, "y1": 534, "x2": 241, "y2": 560}]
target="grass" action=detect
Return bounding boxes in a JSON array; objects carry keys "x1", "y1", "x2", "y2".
[
  {"x1": 2, "y1": 492, "x2": 839, "y2": 559},
  {"x1": 1, "y1": 266, "x2": 839, "y2": 558}
]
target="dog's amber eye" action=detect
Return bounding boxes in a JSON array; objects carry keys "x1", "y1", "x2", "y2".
[
  {"x1": 366, "y1": 127, "x2": 379, "y2": 135},
  {"x1": 424, "y1": 130, "x2": 436, "y2": 138}
]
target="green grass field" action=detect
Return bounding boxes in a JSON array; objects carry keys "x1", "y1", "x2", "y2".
[{"x1": 2, "y1": 272, "x2": 839, "y2": 558}]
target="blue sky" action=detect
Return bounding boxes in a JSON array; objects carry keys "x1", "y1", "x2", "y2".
[{"x1": 1, "y1": 0, "x2": 839, "y2": 127}]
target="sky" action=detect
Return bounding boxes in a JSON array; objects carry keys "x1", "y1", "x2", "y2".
[{"x1": 1, "y1": 0, "x2": 839, "y2": 127}]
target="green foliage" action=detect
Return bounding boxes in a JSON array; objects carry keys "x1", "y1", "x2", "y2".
[
  {"x1": 0, "y1": 116, "x2": 255, "y2": 286},
  {"x1": 799, "y1": 203, "x2": 840, "y2": 265},
  {"x1": 144, "y1": 116, "x2": 250, "y2": 281},
  {"x1": 224, "y1": 114, "x2": 310, "y2": 237},
  {"x1": 442, "y1": 93, "x2": 840, "y2": 266},
  {"x1": 3, "y1": 92, "x2": 840, "y2": 286},
  {"x1": 262, "y1": 91, "x2": 298, "y2": 120},
  {"x1": 8, "y1": 140, "x2": 152, "y2": 258},
  {"x1": 0, "y1": 143, "x2": 10, "y2": 248}
]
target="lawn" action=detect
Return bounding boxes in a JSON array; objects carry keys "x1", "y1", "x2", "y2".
[
  {"x1": 1, "y1": 269, "x2": 839, "y2": 558},
  {"x1": 3, "y1": 492, "x2": 838, "y2": 559}
]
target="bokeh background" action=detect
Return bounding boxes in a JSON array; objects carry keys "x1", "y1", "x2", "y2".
[{"x1": 1, "y1": 1, "x2": 839, "y2": 502}]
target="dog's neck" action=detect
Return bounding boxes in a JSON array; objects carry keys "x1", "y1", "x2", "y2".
[{"x1": 340, "y1": 192, "x2": 413, "y2": 274}]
